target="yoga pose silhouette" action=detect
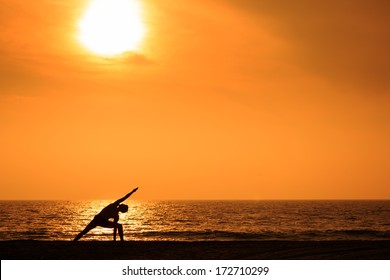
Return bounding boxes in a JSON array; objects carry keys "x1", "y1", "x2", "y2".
[{"x1": 73, "y1": 187, "x2": 139, "y2": 241}]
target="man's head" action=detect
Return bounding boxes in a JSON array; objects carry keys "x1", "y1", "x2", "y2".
[{"x1": 118, "y1": 204, "x2": 129, "y2": 213}]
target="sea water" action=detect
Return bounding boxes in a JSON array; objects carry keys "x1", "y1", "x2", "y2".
[{"x1": 0, "y1": 200, "x2": 389, "y2": 241}]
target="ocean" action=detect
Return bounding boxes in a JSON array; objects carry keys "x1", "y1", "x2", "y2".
[{"x1": 0, "y1": 200, "x2": 389, "y2": 241}]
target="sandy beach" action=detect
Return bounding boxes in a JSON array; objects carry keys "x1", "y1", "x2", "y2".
[{"x1": 1, "y1": 240, "x2": 389, "y2": 260}]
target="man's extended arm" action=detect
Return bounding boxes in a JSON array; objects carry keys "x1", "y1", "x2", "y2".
[{"x1": 114, "y1": 187, "x2": 139, "y2": 204}]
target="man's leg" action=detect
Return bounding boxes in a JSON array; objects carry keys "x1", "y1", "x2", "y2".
[
  {"x1": 98, "y1": 221, "x2": 122, "y2": 241},
  {"x1": 73, "y1": 221, "x2": 97, "y2": 241},
  {"x1": 117, "y1": 223, "x2": 124, "y2": 241}
]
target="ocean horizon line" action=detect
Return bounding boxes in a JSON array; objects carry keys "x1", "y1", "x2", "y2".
[{"x1": 1, "y1": 198, "x2": 390, "y2": 202}]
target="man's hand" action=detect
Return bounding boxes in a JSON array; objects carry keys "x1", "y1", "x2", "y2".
[{"x1": 116, "y1": 187, "x2": 139, "y2": 204}]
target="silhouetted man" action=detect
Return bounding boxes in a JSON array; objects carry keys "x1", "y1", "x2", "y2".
[{"x1": 73, "y1": 187, "x2": 139, "y2": 241}]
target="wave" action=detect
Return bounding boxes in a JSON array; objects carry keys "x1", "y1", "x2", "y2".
[
  {"x1": 135, "y1": 230, "x2": 277, "y2": 241},
  {"x1": 330, "y1": 229, "x2": 390, "y2": 237},
  {"x1": 131, "y1": 229, "x2": 390, "y2": 241}
]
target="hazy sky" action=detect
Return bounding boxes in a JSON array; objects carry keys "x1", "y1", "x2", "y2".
[{"x1": 1, "y1": 0, "x2": 389, "y2": 200}]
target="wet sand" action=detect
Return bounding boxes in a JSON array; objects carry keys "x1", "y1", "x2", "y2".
[{"x1": 1, "y1": 240, "x2": 389, "y2": 260}]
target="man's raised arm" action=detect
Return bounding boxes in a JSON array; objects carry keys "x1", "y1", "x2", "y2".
[{"x1": 115, "y1": 187, "x2": 139, "y2": 204}]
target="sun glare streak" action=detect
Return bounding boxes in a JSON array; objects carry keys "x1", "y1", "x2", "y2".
[{"x1": 78, "y1": 0, "x2": 145, "y2": 56}]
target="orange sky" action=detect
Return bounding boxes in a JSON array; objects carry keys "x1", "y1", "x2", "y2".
[{"x1": 1, "y1": 0, "x2": 389, "y2": 200}]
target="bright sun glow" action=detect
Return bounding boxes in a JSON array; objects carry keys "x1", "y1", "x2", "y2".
[{"x1": 78, "y1": 0, "x2": 145, "y2": 56}]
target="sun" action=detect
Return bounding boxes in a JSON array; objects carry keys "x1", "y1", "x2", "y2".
[{"x1": 78, "y1": 0, "x2": 145, "y2": 56}]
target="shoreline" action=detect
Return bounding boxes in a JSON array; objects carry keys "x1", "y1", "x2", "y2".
[{"x1": 1, "y1": 240, "x2": 389, "y2": 260}]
